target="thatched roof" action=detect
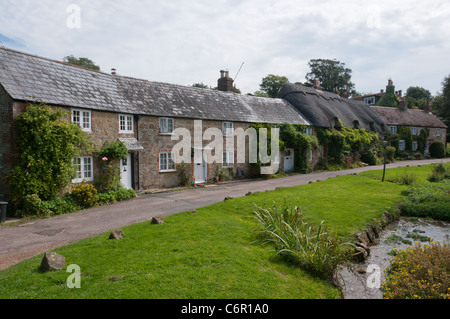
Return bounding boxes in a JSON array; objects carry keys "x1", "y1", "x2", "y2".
[
  {"x1": 0, "y1": 47, "x2": 310, "y2": 125},
  {"x1": 277, "y1": 83, "x2": 387, "y2": 132},
  {"x1": 371, "y1": 106, "x2": 447, "y2": 128}
]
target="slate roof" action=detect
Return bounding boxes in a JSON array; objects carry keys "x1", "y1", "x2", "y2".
[
  {"x1": 277, "y1": 83, "x2": 387, "y2": 132},
  {"x1": 0, "y1": 47, "x2": 310, "y2": 125},
  {"x1": 371, "y1": 106, "x2": 447, "y2": 129}
]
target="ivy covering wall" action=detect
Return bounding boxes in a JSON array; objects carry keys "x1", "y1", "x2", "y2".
[{"x1": 6, "y1": 103, "x2": 92, "y2": 208}]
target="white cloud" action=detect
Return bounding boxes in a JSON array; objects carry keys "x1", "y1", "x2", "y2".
[{"x1": 1, "y1": 0, "x2": 449, "y2": 95}]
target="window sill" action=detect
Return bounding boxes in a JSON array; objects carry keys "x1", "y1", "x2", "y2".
[
  {"x1": 72, "y1": 178, "x2": 94, "y2": 183},
  {"x1": 159, "y1": 170, "x2": 177, "y2": 174},
  {"x1": 159, "y1": 133, "x2": 174, "y2": 136}
]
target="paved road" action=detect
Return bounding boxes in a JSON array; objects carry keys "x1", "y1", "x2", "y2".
[{"x1": 1, "y1": 158, "x2": 449, "y2": 270}]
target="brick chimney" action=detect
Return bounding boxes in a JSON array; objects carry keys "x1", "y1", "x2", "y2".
[
  {"x1": 313, "y1": 79, "x2": 322, "y2": 90},
  {"x1": 399, "y1": 100, "x2": 408, "y2": 111},
  {"x1": 424, "y1": 99, "x2": 431, "y2": 113},
  {"x1": 218, "y1": 70, "x2": 234, "y2": 92}
]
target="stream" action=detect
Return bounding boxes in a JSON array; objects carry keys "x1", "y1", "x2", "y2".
[{"x1": 338, "y1": 218, "x2": 450, "y2": 299}]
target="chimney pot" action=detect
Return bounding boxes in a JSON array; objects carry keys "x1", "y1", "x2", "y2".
[
  {"x1": 111, "y1": 68, "x2": 116, "y2": 75},
  {"x1": 218, "y1": 70, "x2": 234, "y2": 92}
]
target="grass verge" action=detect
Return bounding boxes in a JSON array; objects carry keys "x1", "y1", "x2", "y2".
[{"x1": 0, "y1": 175, "x2": 406, "y2": 299}]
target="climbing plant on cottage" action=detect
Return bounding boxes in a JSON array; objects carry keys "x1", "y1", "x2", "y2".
[
  {"x1": 94, "y1": 140, "x2": 129, "y2": 191},
  {"x1": 6, "y1": 102, "x2": 92, "y2": 209}
]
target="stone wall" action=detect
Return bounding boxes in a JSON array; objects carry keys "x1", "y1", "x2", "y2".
[
  {"x1": 0, "y1": 86, "x2": 14, "y2": 200},
  {"x1": 137, "y1": 117, "x2": 255, "y2": 190}
]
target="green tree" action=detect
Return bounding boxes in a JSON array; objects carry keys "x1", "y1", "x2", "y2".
[
  {"x1": 305, "y1": 59, "x2": 355, "y2": 95},
  {"x1": 405, "y1": 86, "x2": 432, "y2": 110},
  {"x1": 63, "y1": 55, "x2": 100, "y2": 71},
  {"x1": 406, "y1": 86, "x2": 432, "y2": 101},
  {"x1": 6, "y1": 103, "x2": 92, "y2": 207},
  {"x1": 258, "y1": 74, "x2": 289, "y2": 98},
  {"x1": 432, "y1": 75, "x2": 450, "y2": 142}
]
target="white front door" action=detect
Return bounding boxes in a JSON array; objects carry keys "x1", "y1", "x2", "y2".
[
  {"x1": 284, "y1": 149, "x2": 294, "y2": 172},
  {"x1": 120, "y1": 153, "x2": 133, "y2": 189},
  {"x1": 193, "y1": 153, "x2": 207, "y2": 184}
]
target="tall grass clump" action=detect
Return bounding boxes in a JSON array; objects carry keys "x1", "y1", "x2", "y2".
[
  {"x1": 394, "y1": 170, "x2": 417, "y2": 185},
  {"x1": 254, "y1": 199, "x2": 352, "y2": 279},
  {"x1": 383, "y1": 241, "x2": 450, "y2": 299}
]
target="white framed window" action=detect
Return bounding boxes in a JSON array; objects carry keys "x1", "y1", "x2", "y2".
[
  {"x1": 390, "y1": 126, "x2": 398, "y2": 134},
  {"x1": 119, "y1": 114, "x2": 133, "y2": 133},
  {"x1": 159, "y1": 152, "x2": 176, "y2": 171},
  {"x1": 363, "y1": 96, "x2": 376, "y2": 105},
  {"x1": 159, "y1": 118, "x2": 174, "y2": 134},
  {"x1": 305, "y1": 127, "x2": 313, "y2": 135},
  {"x1": 222, "y1": 122, "x2": 234, "y2": 136},
  {"x1": 72, "y1": 156, "x2": 94, "y2": 183},
  {"x1": 412, "y1": 141, "x2": 418, "y2": 151},
  {"x1": 436, "y1": 128, "x2": 441, "y2": 137},
  {"x1": 72, "y1": 109, "x2": 91, "y2": 132},
  {"x1": 222, "y1": 151, "x2": 234, "y2": 167},
  {"x1": 410, "y1": 127, "x2": 417, "y2": 135},
  {"x1": 399, "y1": 140, "x2": 406, "y2": 151}
]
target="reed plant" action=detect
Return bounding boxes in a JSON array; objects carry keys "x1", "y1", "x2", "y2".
[{"x1": 254, "y1": 199, "x2": 352, "y2": 279}]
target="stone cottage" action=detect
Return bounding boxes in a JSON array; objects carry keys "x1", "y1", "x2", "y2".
[{"x1": 0, "y1": 47, "x2": 311, "y2": 199}]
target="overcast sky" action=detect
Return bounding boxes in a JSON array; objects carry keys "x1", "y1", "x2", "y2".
[{"x1": 1, "y1": 0, "x2": 449, "y2": 96}]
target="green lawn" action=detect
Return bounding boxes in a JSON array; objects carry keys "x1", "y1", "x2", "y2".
[
  {"x1": 0, "y1": 174, "x2": 407, "y2": 299},
  {"x1": 359, "y1": 164, "x2": 436, "y2": 183}
]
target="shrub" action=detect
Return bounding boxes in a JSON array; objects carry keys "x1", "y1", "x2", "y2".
[
  {"x1": 36, "y1": 196, "x2": 81, "y2": 216},
  {"x1": 386, "y1": 146, "x2": 396, "y2": 162},
  {"x1": 6, "y1": 102, "x2": 91, "y2": 209},
  {"x1": 400, "y1": 181, "x2": 450, "y2": 221},
  {"x1": 97, "y1": 188, "x2": 136, "y2": 204},
  {"x1": 360, "y1": 149, "x2": 377, "y2": 166},
  {"x1": 254, "y1": 200, "x2": 351, "y2": 279},
  {"x1": 427, "y1": 163, "x2": 450, "y2": 182},
  {"x1": 383, "y1": 241, "x2": 450, "y2": 299},
  {"x1": 71, "y1": 181, "x2": 99, "y2": 208},
  {"x1": 429, "y1": 141, "x2": 445, "y2": 158},
  {"x1": 22, "y1": 194, "x2": 42, "y2": 216}
]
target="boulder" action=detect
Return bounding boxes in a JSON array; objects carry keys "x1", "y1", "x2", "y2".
[
  {"x1": 355, "y1": 242, "x2": 370, "y2": 256},
  {"x1": 354, "y1": 247, "x2": 368, "y2": 262},
  {"x1": 151, "y1": 217, "x2": 164, "y2": 225},
  {"x1": 355, "y1": 231, "x2": 370, "y2": 247},
  {"x1": 40, "y1": 252, "x2": 65, "y2": 272},
  {"x1": 366, "y1": 227, "x2": 377, "y2": 244},
  {"x1": 109, "y1": 230, "x2": 124, "y2": 240}
]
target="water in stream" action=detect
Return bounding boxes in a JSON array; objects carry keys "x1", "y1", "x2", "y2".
[{"x1": 337, "y1": 218, "x2": 450, "y2": 299}]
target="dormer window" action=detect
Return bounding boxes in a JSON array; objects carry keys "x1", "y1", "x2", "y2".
[
  {"x1": 353, "y1": 120, "x2": 360, "y2": 129},
  {"x1": 331, "y1": 118, "x2": 341, "y2": 129}
]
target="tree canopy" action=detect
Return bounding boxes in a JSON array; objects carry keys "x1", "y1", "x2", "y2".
[
  {"x1": 432, "y1": 75, "x2": 450, "y2": 141},
  {"x1": 258, "y1": 74, "x2": 289, "y2": 98},
  {"x1": 63, "y1": 55, "x2": 100, "y2": 71},
  {"x1": 305, "y1": 59, "x2": 355, "y2": 95}
]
